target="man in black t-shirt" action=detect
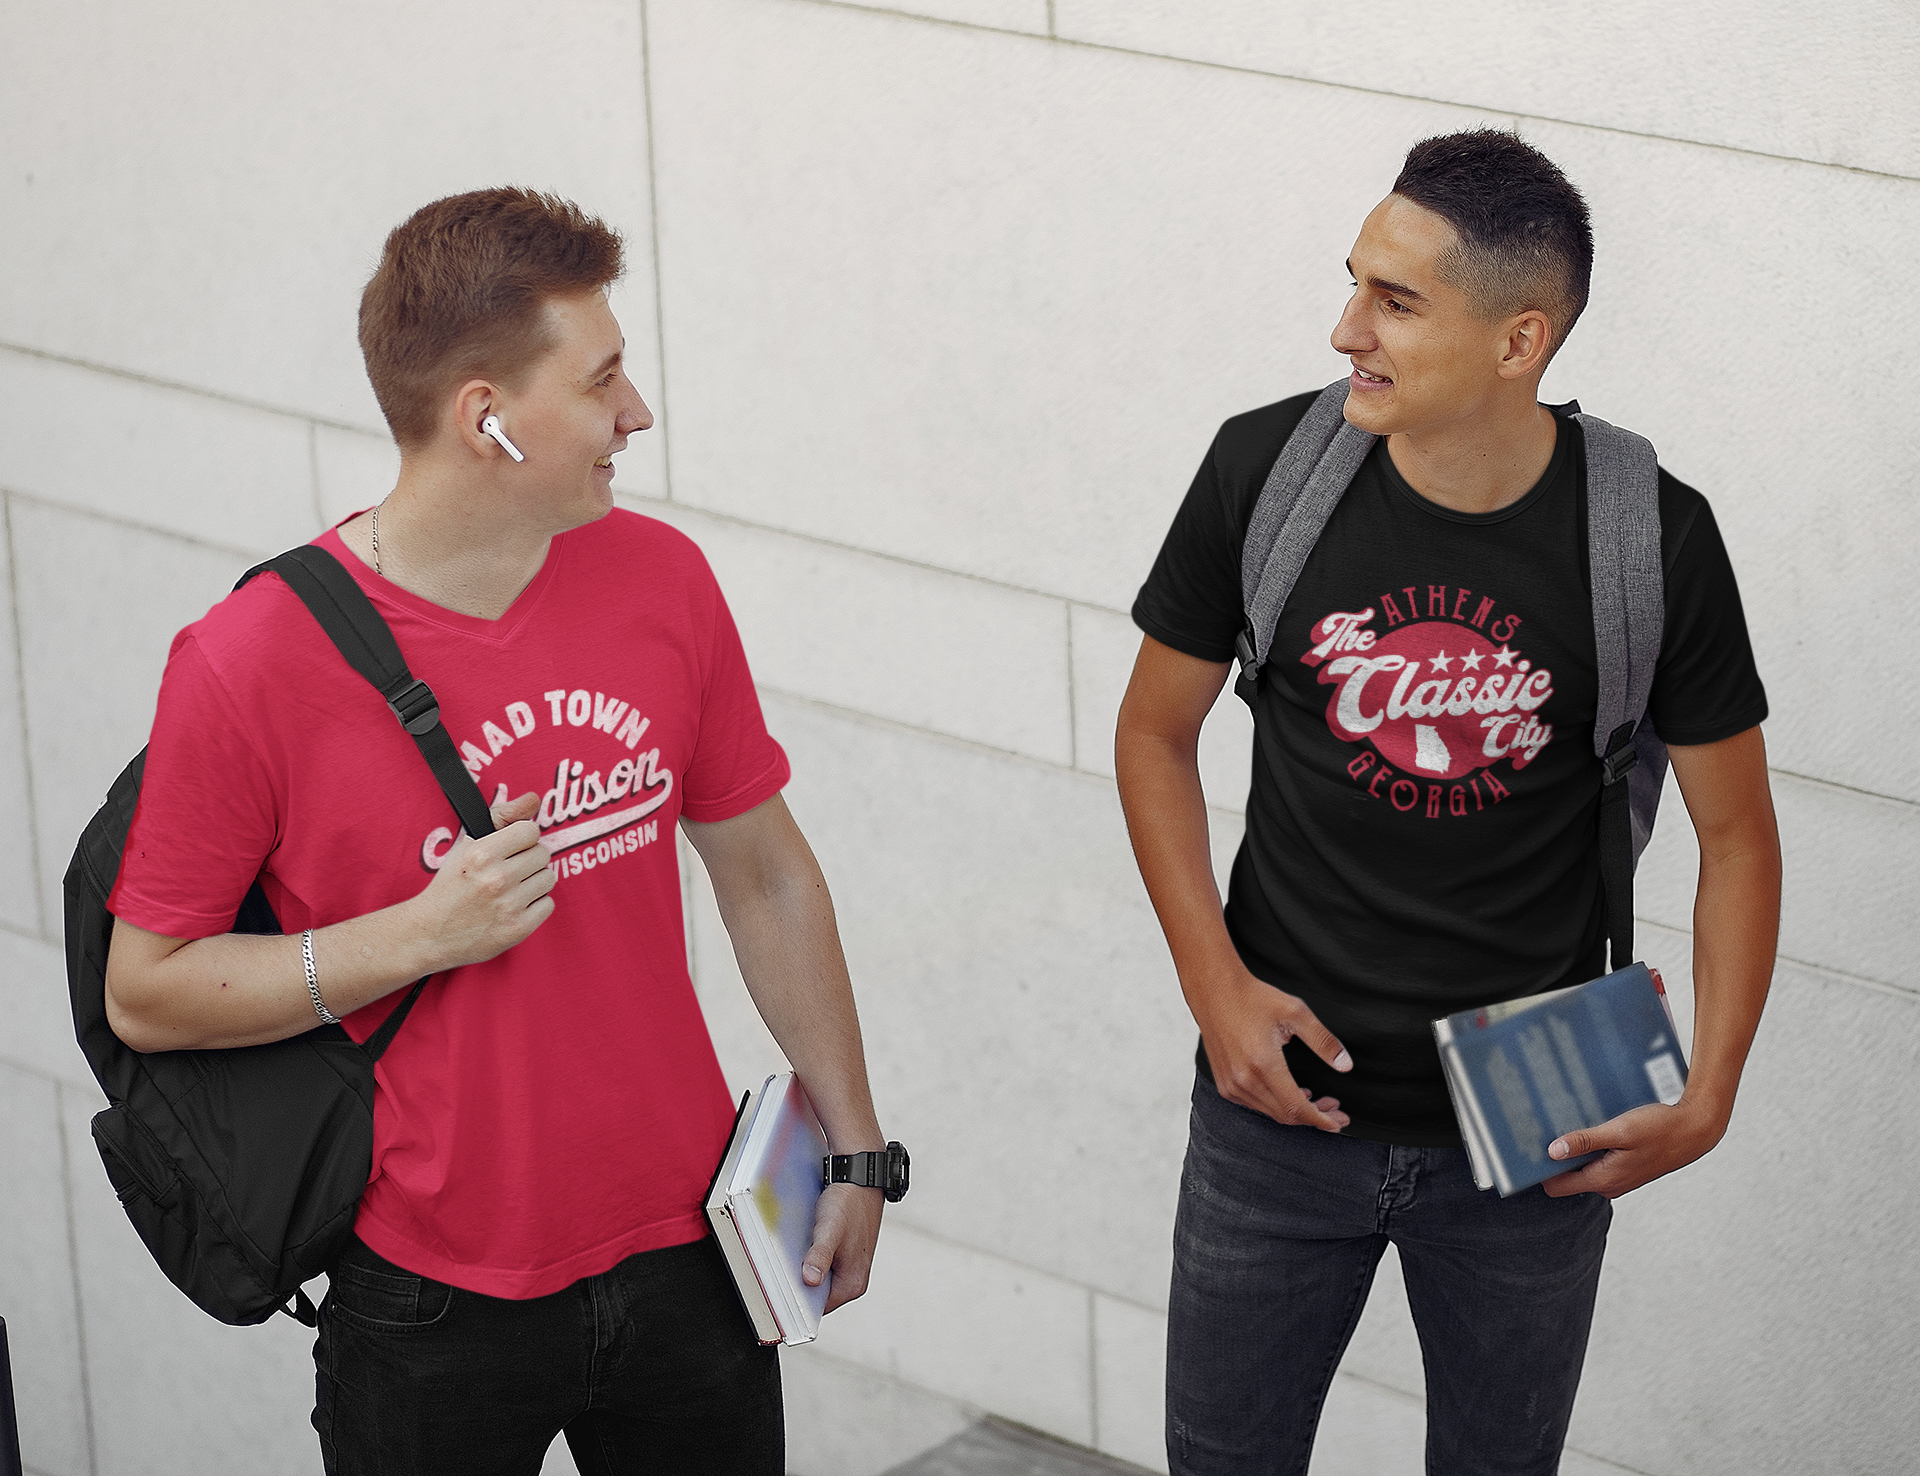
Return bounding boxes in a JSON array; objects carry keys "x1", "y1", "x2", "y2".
[{"x1": 1116, "y1": 132, "x2": 1780, "y2": 1474}]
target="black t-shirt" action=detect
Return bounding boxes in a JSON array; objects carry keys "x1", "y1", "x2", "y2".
[{"x1": 1133, "y1": 392, "x2": 1768, "y2": 1146}]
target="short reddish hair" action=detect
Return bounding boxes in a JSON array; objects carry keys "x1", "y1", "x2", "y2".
[{"x1": 359, "y1": 188, "x2": 625, "y2": 449}]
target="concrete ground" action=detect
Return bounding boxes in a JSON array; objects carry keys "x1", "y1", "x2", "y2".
[{"x1": 882, "y1": 1420, "x2": 1151, "y2": 1476}]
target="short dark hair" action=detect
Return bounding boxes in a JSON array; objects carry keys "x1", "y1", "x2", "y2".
[
  {"x1": 1391, "y1": 130, "x2": 1593, "y2": 354},
  {"x1": 359, "y1": 188, "x2": 625, "y2": 449}
]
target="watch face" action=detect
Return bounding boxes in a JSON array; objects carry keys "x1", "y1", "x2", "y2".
[{"x1": 886, "y1": 1141, "x2": 910, "y2": 1201}]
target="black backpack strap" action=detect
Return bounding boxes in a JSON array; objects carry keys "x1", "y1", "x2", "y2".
[
  {"x1": 1598, "y1": 722, "x2": 1640, "y2": 970},
  {"x1": 239, "y1": 545, "x2": 495, "y2": 841},
  {"x1": 235, "y1": 543, "x2": 498, "y2": 1062}
]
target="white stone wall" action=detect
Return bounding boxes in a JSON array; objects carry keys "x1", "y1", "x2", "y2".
[{"x1": 2, "y1": 3, "x2": 1915, "y2": 1474}]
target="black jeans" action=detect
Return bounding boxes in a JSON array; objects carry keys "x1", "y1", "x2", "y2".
[
  {"x1": 1166, "y1": 1074, "x2": 1611, "y2": 1476},
  {"x1": 313, "y1": 1234, "x2": 782, "y2": 1476}
]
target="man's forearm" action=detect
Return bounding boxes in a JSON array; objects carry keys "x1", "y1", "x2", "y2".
[
  {"x1": 106, "y1": 797, "x2": 556, "y2": 1053},
  {"x1": 1115, "y1": 723, "x2": 1241, "y2": 1001},
  {"x1": 1682, "y1": 834, "x2": 1781, "y2": 1126},
  {"x1": 106, "y1": 903, "x2": 439, "y2": 1052},
  {"x1": 712, "y1": 850, "x2": 884, "y2": 1153}
]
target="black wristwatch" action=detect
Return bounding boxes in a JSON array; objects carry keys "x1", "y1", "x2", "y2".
[{"x1": 824, "y1": 1141, "x2": 910, "y2": 1202}]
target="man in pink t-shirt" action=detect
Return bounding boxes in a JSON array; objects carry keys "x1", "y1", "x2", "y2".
[{"x1": 105, "y1": 188, "x2": 887, "y2": 1475}]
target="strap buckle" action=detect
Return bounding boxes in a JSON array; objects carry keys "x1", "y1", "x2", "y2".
[
  {"x1": 1234, "y1": 627, "x2": 1259, "y2": 685},
  {"x1": 1601, "y1": 722, "x2": 1638, "y2": 785},
  {"x1": 386, "y1": 678, "x2": 442, "y2": 736}
]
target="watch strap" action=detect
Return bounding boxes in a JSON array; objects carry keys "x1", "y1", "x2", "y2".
[
  {"x1": 824, "y1": 1142, "x2": 909, "y2": 1201},
  {"x1": 825, "y1": 1151, "x2": 886, "y2": 1189}
]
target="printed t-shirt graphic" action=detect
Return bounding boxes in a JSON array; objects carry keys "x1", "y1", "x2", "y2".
[
  {"x1": 421, "y1": 685, "x2": 678, "y2": 885},
  {"x1": 1301, "y1": 595, "x2": 1553, "y2": 819},
  {"x1": 110, "y1": 510, "x2": 790, "y2": 1298}
]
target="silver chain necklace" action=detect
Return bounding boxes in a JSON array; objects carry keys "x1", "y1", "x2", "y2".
[{"x1": 371, "y1": 500, "x2": 385, "y2": 576}]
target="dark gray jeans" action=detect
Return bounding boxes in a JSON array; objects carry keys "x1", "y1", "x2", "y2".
[
  {"x1": 313, "y1": 1233, "x2": 782, "y2": 1476},
  {"x1": 1167, "y1": 1074, "x2": 1611, "y2": 1476}
]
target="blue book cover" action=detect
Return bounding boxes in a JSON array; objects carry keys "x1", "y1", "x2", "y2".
[{"x1": 1432, "y1": 963, "x2": 1687, "y2": 1197}]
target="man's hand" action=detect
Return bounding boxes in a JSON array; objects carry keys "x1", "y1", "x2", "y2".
[
  {"x1": 1195, "y1": 965, "x2": 1352, "y2": 1132},
  {"x1": 682, "y1": 797, "x2": 890, "y2": 1316},
  {"x1": 407, "y1": 792, "x2": 556, "y2": 973},
  {"x1": 1115, "y1": 636, "x2": 1352, "y2": 1133},
  {"x1": 1544, "y1": 727, "x2": 1780, "y2": 1200},
  {"x1": 1541, "y1": 1094, "x2": 1728, "y2": 1199},
  {"x1": 801, "y1": 1183, "x2": 885, "y2": 1312}
]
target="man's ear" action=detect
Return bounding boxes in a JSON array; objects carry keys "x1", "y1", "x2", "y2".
[
  {"x1": 1495, "y1": 309, "x2": 1555, "y2": 382},
  {"x1": 450, "y1": 379, "x2": 504, "y2": 456}
]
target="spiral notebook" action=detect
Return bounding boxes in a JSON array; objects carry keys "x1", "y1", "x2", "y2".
[{"x1": 703, "y1": 1072, "x2": 831, "y2": 1347}]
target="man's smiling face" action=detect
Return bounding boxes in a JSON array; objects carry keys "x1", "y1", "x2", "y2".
[
  {"x1": 1330, "y1": 194, "x2": 1517, "y2": 439},
  {"x1": 502, "y1": 289, "x2": 652, "y2": 531}
]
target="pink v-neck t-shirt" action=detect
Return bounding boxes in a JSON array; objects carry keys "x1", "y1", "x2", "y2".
[{"x1": 111, "y1": 510, "x2": 790, "y2": 1297}]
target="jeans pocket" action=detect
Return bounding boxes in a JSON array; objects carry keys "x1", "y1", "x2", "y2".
[{"x1": 325, "y1": 1259, "x2": 454, "y2": 1332}]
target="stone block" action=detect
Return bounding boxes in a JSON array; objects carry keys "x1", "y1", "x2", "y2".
[
  {"x1": 861, "y1": 0, "x2": 1051, "y2": 35},
  {"x1": 646, "y1": 0, "x2": 1472, "y2": 607},
  {"x1": 1, "y1": 0, "x2": 661, "y2": 431},
  {"x1": 59, "y1": 1089, "x2": 322, "y2": 1476},
  {"x1": 783, "y1": 1347, "x2": 977, "y2": 1476},
  {"x1": 9, "y1": 502, "x2": 256, "y2": 938},
  {"x1": 1567, "y1": 960, "x2": 1920, "y2": 1476},
  {"x1": 1068, "y1": 603, "x2": 1253, "y2": 814},
  {"x1": 1091, "y1": 1294, "x2": 1165, "y2": 1471},
  {"x1": 1517, "y1": 117, "x2": 1920, "y2": 805},
  {"x1": 1634, "y1": 765, "x2": 1917, "y2": 992},
  {"x1": 0, "y1": 349, "x2": 316, "y2": 558},
  {"x1": 0, "y1": 1066, "x2": 91, "y2": 1476},
  {"x1": 817, "y1": 1223, "x2": 1094, "y2": 1448},
  {"x1": 639, "y1": 502, "x2": 1074, "y2": 765},
  {"x1": 312, "y1": 424, "x2": 401, "y2": 532},
  {"x1": 1307, "y1": 1374, "x2": 1426, "y2": 1476},
  {"x1": 1053, "y1": 0, "x2": 1920, "y2": 178},
  {"x1": 0, "y1": 508, "x2": 43, "y2": 938},
  {"x1": 0, "y1": 929, "x2": 91, "y2": 1094},
  {"x1": 760, "y1": 695, "x2": 1194, "y2": 1308}
]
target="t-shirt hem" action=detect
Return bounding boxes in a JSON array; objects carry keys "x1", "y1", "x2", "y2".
[
  {"x1": 1653, "y1": 701, "x2": 1769, "y2": 748},
  {"x1": 1131, "y1": 605, "x2": 1236, "y2": 665},
  {"x1": 680, "y1": 747, "x2": 791, "y2": 824},
  {"x1": 352, "y1": 1207, "x2": 713, "y2": 1300},
  {"x1": 1193, "y1": 1053, "x2": 1461, "y2": 1149},
  {"x1": 1334, "y1": 1118, "x2": 1465, "y2": 1149},
  {"x1": 105, "y1": 887, "x2": 237, "y2": 941}
]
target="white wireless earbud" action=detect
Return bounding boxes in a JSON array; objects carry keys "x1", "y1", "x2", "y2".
[{"x1": 480, "y1": 414, "x2": 526, "y2": 463}]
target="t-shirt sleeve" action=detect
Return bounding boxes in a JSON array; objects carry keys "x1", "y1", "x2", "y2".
[
  {"x1": 677, "y1": 570, "x2": 791, "y2": 823},
  {"x1": 1646, "y1": 474, "x2": 1770, "y2": 746},
  {"x1": 109, "y1": 633, "x2": 282, "y2": 939},
  {"x1": 1132, "y1": 435, "x2": 1256, "y2": 663},
  {"x1": 1131, "y1": 395, "x2": 1321, "y2": 663}
]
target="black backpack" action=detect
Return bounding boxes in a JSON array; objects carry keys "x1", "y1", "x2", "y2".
[{"x1": 63, "y1": 544, "x2": 494, "y2": 1326}]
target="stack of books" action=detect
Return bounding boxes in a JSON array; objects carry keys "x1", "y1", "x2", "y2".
[
  {"x1": 704, "y1": 1073, "x2": 832, "y2": 1347},
  {"x1": 1433, "y1": 962, "x2": 1688, "y2": 1196}
]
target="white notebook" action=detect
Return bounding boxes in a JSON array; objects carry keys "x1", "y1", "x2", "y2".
[{"x1": 703, "y1": 1073, "x2": 831, "y2": 1347}]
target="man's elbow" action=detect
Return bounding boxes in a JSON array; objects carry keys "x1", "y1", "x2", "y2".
[{"x1": 103, "y1": 968, "x2": 170, "y2": 1054}]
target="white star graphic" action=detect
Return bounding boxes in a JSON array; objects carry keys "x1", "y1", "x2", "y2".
[
  {"x1": 1429, "y1": 651, "x2": 1453, "y2": 673},
  {"x1": 1492, "y1": 644, "x2": 1517, "y2": 668},
  {"x1": 1460, "y1": 648, "x2": 1484, "y2": 671}
]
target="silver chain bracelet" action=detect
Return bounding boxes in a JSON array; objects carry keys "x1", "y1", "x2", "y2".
[{"x1": 302, "y1": 930, "x2": 341, "y2": 1025}]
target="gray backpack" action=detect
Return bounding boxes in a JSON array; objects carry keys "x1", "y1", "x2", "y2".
[{"x1": 1232, "y1": 378, "x2": 1666, "y2": 971}]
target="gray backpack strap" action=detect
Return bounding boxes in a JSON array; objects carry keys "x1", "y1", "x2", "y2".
[
  {"x1": 1234, "y1": 379, "x2": 1376, "y2": 693},
  {"x1": 1575, "y1": 408, "x2": 1667, "y2": 968}
]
